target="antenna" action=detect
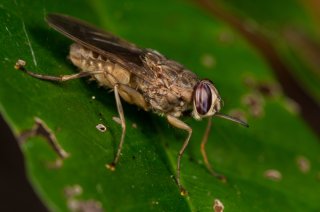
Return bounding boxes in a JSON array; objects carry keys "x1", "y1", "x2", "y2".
[{"x1": 215, "y1": 113, "x2": 249, "y2": 128}]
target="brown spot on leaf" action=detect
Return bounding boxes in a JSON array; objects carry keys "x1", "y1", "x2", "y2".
[
  {"x1": 68, "y1": 199, "x2": 103, "y2": 212},
  {"x1": 47, "y1": 158, "x2": 64, "y2": 169},
  {"x1": 218, "y1": 30, "x2": 235, "y2": 44},
  {"x1": 65, "y1": 185, "x2": 83, "y2": 198},
  {"x1": 256, "y1": 82, "x2": 282, "y2": 97},
  {"x1": 243, "y1": 76, "x2": 282, "y2": 98},
  {"x1": 296, "y1": 155, "x2": 311, "y2": 173},
  {"x1": 64, "y1": 185, "x2": 103, "y2": 212},
  {"x1": 242, "y1": 93, "x2": 264, "y2": 118},
  {"x1": 201, "y1": 54, "x2": 216, "y2": 68}
]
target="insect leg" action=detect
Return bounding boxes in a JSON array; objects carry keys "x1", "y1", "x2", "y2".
[
  {"x1": 15, "y1": 59, "x2": 106, "y2": 82},
  {"x1": 166, "y1": 115, "x2": 192, "y2": 196},
  {"x1": 106, "y1": 84, "x2": 126, "y2": 171},
  {"x1": 115, "y1": 84, "x2": 149, "y2": 111},
  {"x1": 200, "y1": 118, "x2": 226, "y2": 182}
]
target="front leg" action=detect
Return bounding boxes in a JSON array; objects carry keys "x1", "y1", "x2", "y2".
[
  {"x1": 14, "y1": 59, "x2": 106, "y2": 82},
  {"x1": 200, "y1": 118, "x2": 226, "y2": 182},
  {"x1": 166, "y1": 115, "x2": 192, "y2": 196}
]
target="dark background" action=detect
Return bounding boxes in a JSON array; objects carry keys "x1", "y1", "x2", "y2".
[{"x1": 0, "y1": 115, "x2": 47, "y2": 212}]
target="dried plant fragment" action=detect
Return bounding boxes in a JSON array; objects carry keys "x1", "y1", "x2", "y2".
[{"x1": 18, "y1": 117, "x2": 69, "y2": 167}]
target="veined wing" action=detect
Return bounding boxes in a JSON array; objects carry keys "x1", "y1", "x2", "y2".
[{"x1": 46, "y1": 13, "x2": 151, "y2": 79}]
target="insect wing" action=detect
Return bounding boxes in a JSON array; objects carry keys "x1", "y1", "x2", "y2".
[{"x1": 46, "y1": 13, "x2": 146, "y2": 74}]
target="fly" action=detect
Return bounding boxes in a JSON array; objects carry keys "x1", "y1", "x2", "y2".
[{"x1": 15, "y1": 13, "x2": 248, "y2": 196}]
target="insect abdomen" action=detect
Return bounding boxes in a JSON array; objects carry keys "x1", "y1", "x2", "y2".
[{"x1": 69, "y1": 43, "x2": 131, "y2": 88}]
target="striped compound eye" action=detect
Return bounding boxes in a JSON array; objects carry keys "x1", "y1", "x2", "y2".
[
  {"x1": 193, "y1": 80, "x2": 221, "y2": 119},
  {"x1": 194, "y1": 81, "x2": 212, "y2": 115}
]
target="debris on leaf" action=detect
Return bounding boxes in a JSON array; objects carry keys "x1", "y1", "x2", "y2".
[
  {"x1": 112, "y1": 116, "x2": 121, "y2": 125},
  {"x1": 18, "y1": 117, "x2": 69, "y2": 167},
  {"x1": 65, "y1": 185, "x2": 103, "y2": 212},
  {"x1": 264, "y1": 169, "x2": 282, "y2": 181},
  {"x1": 14, "y1": 59, "x2": 26, "y2": 70},
  {"x1": 96, "y1": 123, "x2": 107, "y2": 132},
  {"x1": 213, "y1": 199, "x2": 224, "y2": 212}
]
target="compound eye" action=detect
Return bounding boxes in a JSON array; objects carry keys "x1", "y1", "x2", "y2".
[{"x1": 194, "y1": 81, "x2": 212, "y2": 115}]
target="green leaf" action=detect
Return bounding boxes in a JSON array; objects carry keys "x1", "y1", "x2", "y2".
[{"x1": 1, "y1": 0, "x2": 320, "y2": 211}]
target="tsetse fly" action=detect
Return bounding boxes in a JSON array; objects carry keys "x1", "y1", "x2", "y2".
[{"x1": 15, "y1": 13, "x2": 248, "y2": 195}]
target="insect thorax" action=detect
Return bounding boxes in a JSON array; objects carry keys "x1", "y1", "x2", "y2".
[{"x1": 136, "y1": 50, "x2": 199, "y2": 117}]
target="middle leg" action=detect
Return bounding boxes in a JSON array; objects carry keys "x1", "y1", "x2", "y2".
[
  {"x1": 106, "y1": 84, "x2": 126, "y2": 171},
  {"x1": 166, "y1": 115, "x2": 192, "y2": 196}
]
